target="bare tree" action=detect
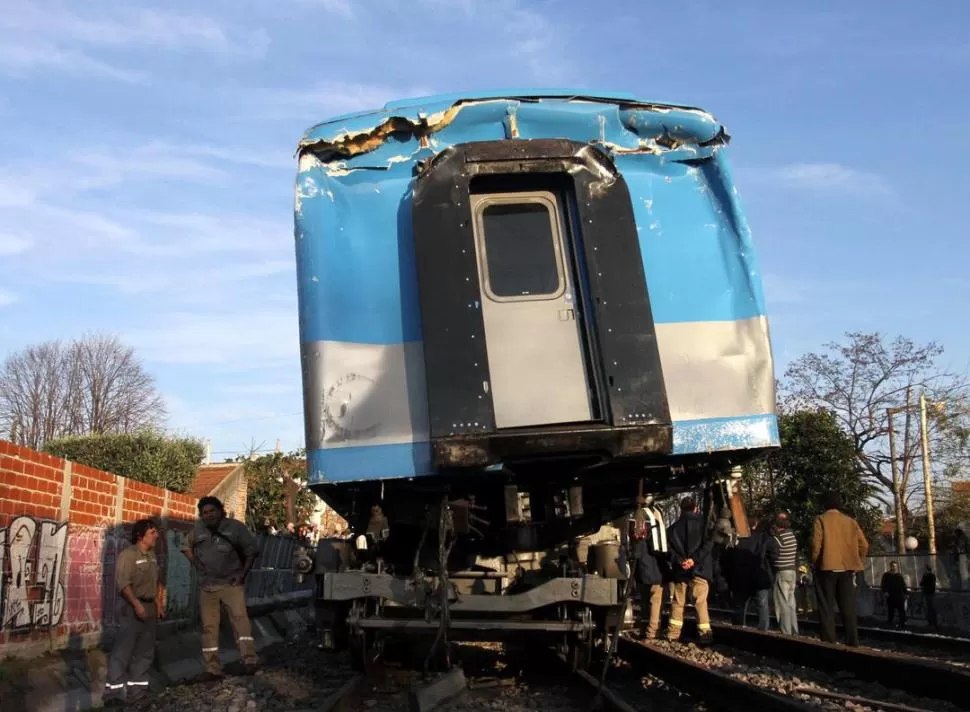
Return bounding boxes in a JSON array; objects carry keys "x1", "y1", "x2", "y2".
[
  {"x1": 0, "y1": 334, "x2": 166, "y2": 449},
  {"x1": 783, "y1": 332, "x2": 969, "y2": 551}
]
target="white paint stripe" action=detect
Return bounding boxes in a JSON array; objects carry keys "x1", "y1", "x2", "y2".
[
  {"x1": 306, "y1": 316, "x2": 774, "y2": 450},
  {"x1": 656, "y1": 315, "x2": 774, "y2": 420}
]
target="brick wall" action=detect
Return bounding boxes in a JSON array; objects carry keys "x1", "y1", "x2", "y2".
[{"x1": 0, "y1": 440, "x2": 201, "y2": 657}]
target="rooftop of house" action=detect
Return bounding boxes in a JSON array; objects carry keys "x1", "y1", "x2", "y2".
[{"x1": 190, "y1": 462, "x2": 244, "y2": 501}]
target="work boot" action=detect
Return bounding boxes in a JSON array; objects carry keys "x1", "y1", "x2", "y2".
[{"x1": 697, "y1": 630, "x2": 714, "y2": 647}]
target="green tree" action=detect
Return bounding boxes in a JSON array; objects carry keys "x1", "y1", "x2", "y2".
[
  {"x1": 744, "y1": 408, "x2": 883, "y2": 549},
  {"x1": 44, "y1": 431, "x2": 205, "y2": 493},
  {"x1": 243, "y1": 450, "x2": 319, "y2": 531},
  {"x1": 783, "y1": 331, "x2": 969, "y2": 552}
]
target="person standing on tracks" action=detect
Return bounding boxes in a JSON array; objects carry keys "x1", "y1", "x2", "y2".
[
  {"x1": 104, "y1": 519, "x2": 164, "y2": 707},
  {"x1": 724, "y1": 518, "x2": 775, "y2": 630},
  {"x1": 770, "y1": 512, "x2": 800, "y2": 635},
  {"x1": 920, "y1": 565, "x2": 939, "y2": 630},
  {"x1": 666, "y1": 496, "x2": 714, "y2": 644},
  {"x1": 181, "y1": 496, "x2": 261, "y2": 679},
  {"x1": 809, "y1": 491, "x2": 869, "y2": 646},
  {"x1": 881, "y1": 561, "x2": 908, "y2": 629},
  {"x1": 630, "y1": 497, "x2": 669, "y2": 639}
]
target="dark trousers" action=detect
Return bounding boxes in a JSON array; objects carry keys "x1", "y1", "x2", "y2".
[
  {"x1": 886, "y1": 595, "x2": 906, "y2": 627},
  {"x1": 106, "y1": 600, "x2": 157, "y2": 700},
  {"x1": 732, "y1": 588, "x2": 771, "y2": 630},
  {"x1": 925, "y1": 594, "x2": 938, "y2": 628},
  {"x1": 814, "y1": 571, "x2": 858, "y2": 646}
]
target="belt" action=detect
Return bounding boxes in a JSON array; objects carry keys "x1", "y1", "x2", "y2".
[{"x1": 137, "y1": 598, "x2": 155, "y2": 603}]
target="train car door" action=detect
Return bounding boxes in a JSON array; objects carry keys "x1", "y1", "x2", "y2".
[{"x1": 470, "y1": 190, "x2": 593, "y2": 429}]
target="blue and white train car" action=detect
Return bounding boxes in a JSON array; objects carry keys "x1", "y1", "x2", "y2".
[{"x1": 293, "y1": 90, "x2": 777, "y2": 663}]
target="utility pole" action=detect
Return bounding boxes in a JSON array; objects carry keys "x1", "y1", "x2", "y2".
[
  {"x1": 887, "y1": 406, "x2": 905, "y2": 554},
  {"x1": 920, "y1": 392, "x2": 937, "y2": 554}
]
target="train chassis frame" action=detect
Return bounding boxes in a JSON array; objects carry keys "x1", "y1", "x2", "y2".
[{"x1": 318, "y1": 570, "x2": 618, "y2": 670}]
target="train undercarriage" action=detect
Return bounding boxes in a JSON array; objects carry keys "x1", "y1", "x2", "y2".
[{"x1": 297, "y1": 456, "x2": 755, "y2": 672}]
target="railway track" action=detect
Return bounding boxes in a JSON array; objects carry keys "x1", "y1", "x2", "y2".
[
  {"x1": 128, "y1": 616, "x2": 970, "y2": 711},
  {"x1": 706, "y1": 605, "x2": 970, "y2": 658},
  {"x1": 703, "y1": 622, "x2": 970, "y2": 708}
]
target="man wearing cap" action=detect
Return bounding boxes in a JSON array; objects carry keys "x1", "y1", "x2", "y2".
[{"x1": 770, "y1": 512, "x2": 799, "y2": 635}]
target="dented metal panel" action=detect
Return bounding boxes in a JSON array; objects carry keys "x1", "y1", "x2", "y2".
[{"x1": 293, "y1": 90, "x2": 778, "y2": 485}]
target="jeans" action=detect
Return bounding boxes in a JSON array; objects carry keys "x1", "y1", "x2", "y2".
[
  {"x1": 734, "y1": 588, "x2": 770, "y2": 630},
  {"x1": 773, "y1": 569, "x2": 799, "y2": 635}
]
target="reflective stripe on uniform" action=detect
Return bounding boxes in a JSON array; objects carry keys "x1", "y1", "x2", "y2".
[
  {"x1": 105, "y1": 682, "x2": 125, "y2": 690},
  {"x1": 238, "y1": 636, "x2": 254, "y2": 641},
  {"x1": 697, "y1": 623, "x2": 711, "y2": 631},
  {"x1": 669, "y1": 619, "x2": 683, "y2": 627},
  {"x1": 127, "y1": 680, "x2": 149, "y2": 686},
  {"x1": 202, "y1": 647, "x2": 219, "y2": 652}
]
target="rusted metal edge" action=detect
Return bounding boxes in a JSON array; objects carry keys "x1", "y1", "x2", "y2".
[
  {"x1": 616, "y1": 638, "x2": 817, "y2": 712},
  {"x1": 709, "y1": 622, "x2": 970, "y2": 707}
]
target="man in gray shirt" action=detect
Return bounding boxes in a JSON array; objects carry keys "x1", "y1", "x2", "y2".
[{"x1": 181, "y1": 496, "x2": 260, "y2": 679}]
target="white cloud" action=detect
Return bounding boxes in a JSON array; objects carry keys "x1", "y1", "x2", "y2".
[
  {"x1": 774, "y1": 162, "x2": 891, "y2": 196},
  {"x1": 0, "y1": 289, "x2": 16, "y2": 307},
  {"x1": 219, "y1": 382, "x2": 298, "y2": 396},
  {"x1": 49, "y1": 259, "x2": 295, "y2": 295},
  {"x1": 0, "y1": 2, "x2": 268, "y2": 79},
  {"x1": 123, "y1": 307, "x2": 300, "y2": 366},
  {"x1": 0, "y1": 234, "x2": 33, "y2": 256},
  {"x1": 242, "y1": 80, "x2": 437, "y2": 122}
]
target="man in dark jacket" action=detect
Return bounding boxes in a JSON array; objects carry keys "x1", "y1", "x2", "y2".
[
  {"x1": 630, "y1": 498, "x2": 669, "y2": 639},
  {"x1": 724, "y1": 519, "x2": 775, "y2": 630},
  {"x1": 881, "y1": 561, "x2": 908, "y2": 628},
  {"x1": 666, "y1": 497, "x2": 713, "y2": 644}
]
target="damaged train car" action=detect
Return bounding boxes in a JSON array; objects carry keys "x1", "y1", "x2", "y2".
[{"x1": 293, "y1": 89, "x2": 777, "y2": 668}]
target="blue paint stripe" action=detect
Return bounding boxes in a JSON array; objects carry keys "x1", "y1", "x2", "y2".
[
  {"x1": 306, "y1": 415, "x2": 778, "y2": 484},
  {"x1": 296, "y1": 170, "x2": 424, "y2": 345},
  {"x1": 295, "y1": 159, "x2": 767, "y2": 343},
  {"x1": 307, "y1": 442, "x2": 433, "y2": 484}
]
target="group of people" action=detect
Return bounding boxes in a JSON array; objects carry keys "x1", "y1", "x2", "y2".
[
  {"x1": 880, "y1": 560, "x2": 939, "y2": 629},
  {"x1": 104, "y1": 496, "x2": 261, "y2": 707},
  {"x1": 630, "y1": 490, "x2": 910, "y2": 647}
]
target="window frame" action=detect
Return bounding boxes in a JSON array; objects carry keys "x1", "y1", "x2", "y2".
[{"x1": 471, "y1": 191, "x2": 567, "y2": 303}]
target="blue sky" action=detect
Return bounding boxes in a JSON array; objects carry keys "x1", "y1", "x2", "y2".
[{"x1": 0, "y1": 0, "x2": 967, "y2": 461}]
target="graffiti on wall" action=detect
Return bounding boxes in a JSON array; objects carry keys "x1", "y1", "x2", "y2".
[
  {"x1": 0, "y1": 516, "x2": 69, "y2": 632},
  {"x1": 164, "y1": 529, "x2": 195, "y2": 617}
]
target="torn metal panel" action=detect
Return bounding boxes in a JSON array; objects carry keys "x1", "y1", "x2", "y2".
[{"x1": 296, "y1": 93, "x2": 727, "y2": 166}]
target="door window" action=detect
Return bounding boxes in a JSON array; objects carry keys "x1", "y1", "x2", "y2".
[{"x1": 477, "y1": 198, "x2": 563, "y2": 300}]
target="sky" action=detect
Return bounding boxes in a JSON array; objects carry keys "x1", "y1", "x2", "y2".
[{"x1": 1, "y1": 0, "x2": 968, "y2": 461}]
